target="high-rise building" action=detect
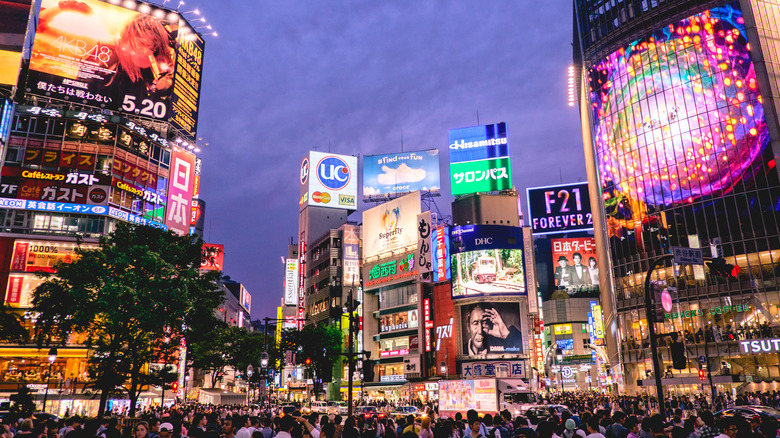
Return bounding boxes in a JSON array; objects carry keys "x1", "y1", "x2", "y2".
[{"x1": 575, "y1": 0, "x2": 780, "y2": 395}]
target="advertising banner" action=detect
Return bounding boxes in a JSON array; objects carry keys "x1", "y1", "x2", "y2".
[
  {"x1": 363, "y1": 252, "x2": 418, "y2": 289},
  {"x1": 448, "y1": 122, "x2": 512, "y2": 196},
  {"x1": 300, "y1": 151, "x2": 358, "y2": 210},
  {"x1": 380, "y1": 309, "x2": 419, "y2": 332},
  {"x1": 416, "y1": 211, "x2": 432, "y2": 275},
  {"x1": 166, "y1": 147, "x2": 196, "y2": 235},
  {"x1": 10, "y1": 240, "x2": 96, "y2": 273},
  {"x1": 170, "y1": 31, "x2": 205, "y2": 140},
  {"x1": 362, "y1": 191, "x2": 421, "y2": 258},
  {"x1": 527, "y1": 182, "x2": 593, "y2": 235},
  {"x1": 342, "y1": 224, "x2": 360, "y2": 286},
  {"x1": 4, "y1": 274, "x2": 45, "y2": 308},
  {"x1": 363, "y1": 149, "x2": 440, "y2": 197},
  {"x1": 431, "y1": 226, "x2": 450, "y2": 282},
  {"x1": 461, "y1": 360, "x2": 526, "y2": 379},
  {"x1": 0, "y1": 0, "x2": 33, "y2": 86},
  {"x1": 460, "y1": 302, "x2": 523, "y2": 357},
  {"x1": 451, "y1": 249, "x2": 525, "y2": 299},
  {"x1": 27, "y1": 0, "x2": 193, "y2": 121},
  {"x1": 240, "y1": 285, "x2": 251, "y2": 313},
  {"x1": 439, "y1": 380, "x2": 476, "y2": 412},
  {"x1": 200, "y1": 243, "x2": 223, "y2": 271},
  {"x1": 1, "y1": 167, "x2": 111, "y2": 206},
  {"x1": 523, "y1": 227, "x2": 538, "y2": 313},
  {"x1": 548, "y1": 237, "x2": 599, "y2": 300},
  {"x1": 284, "y1": 259, "x2": 299, "y2": 306}
]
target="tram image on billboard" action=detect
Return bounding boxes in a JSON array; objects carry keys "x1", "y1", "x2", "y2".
[{"x1": 451, "y1": 249, "x2": 524, "y2": 298}]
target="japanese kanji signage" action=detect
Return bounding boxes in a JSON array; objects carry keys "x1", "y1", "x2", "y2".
[
  {"x1": 672, "y1": 246, "x2": 704, "y2": 265},
  {"x1": 460, "y1": 360, "x2": 526, "y2": 379},
  {"x1": 448, "y1": 122, "x2": 512, "y2": 196},
  {"x1": 548, "y1": 237, "x2": 599, "y2": 301},
  {"x1": 416, "y1": 211, "x2": 432, "y2": 275},
  {"x1": 170, "y1": 30, "x2": 205, "y2": 141},
  {"x1": 363, "y1": 252, "x2": 418, "y2": 289},
  {"x1": 342, "y1": 224, "x2": 360, "y2": 286},
  {"x1": 431, "y1": 226, "x2": 450, "y2": 282},
  {"x1": 166, "y1": 147, "x2": 196, "y2": 235}
]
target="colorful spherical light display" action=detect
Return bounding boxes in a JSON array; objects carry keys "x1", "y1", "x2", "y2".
[{"x1": 589, "y1": 4, "x2": 769, "y2": 220}]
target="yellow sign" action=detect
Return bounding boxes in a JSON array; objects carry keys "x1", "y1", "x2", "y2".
[{"x1": 554, "y1": 324, "x2": 573, "y2": 335}]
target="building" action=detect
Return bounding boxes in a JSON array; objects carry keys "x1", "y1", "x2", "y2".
[
  {"x1": 574, "y1": 0, "x2": 780, "y2": 395},
  {"x1": 0, "y1": 0, "x2": 209, "y2": 414}
]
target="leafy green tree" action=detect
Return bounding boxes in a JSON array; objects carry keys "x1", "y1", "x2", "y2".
[
  {"x1": 0, "y1": 304, "x2": 29, "y2": 343},
  {"x1": 31, "y1": 223, "x2": 223, "y2": 417}
]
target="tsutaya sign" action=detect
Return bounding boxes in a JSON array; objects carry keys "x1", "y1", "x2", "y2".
[
  {"x1": 741, "y1": 338, "x2": 780, "y2": 354},
  {"x1": 665, "y1": 304, "x2": 750, "y2": 320}
]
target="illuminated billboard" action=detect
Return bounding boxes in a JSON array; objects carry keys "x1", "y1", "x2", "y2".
[
  {"x1": 342, "y1": 224, "x2": 360, "y2": 286},
  {"x1": 431, "y1": 226, "x2": 450, "y2": 282},
  {"x1": 527, "y1": 182, "x2": 593, "y2": 235},
  {"x1": 548, "y1": 237, "x2": 599, "y2": 301},
  {"x1": 169, "y1": 30, "x2": 204, "y2": 140},
  {"x1": 0, "y1": 0, "x2": 33, "y2": 87},
  {"x1": 362, "y1": 191, "x2": 421, "y2": 258},
  {"x1": 240, "y1": 285, "x2": 251, "y2": 313},
  {"x1": 448, "y1": 122, "x2": 512, "y2": 196},
  {"x1": 363, "y1": 149, "x2": 440, "y2": 197},
  {"x1": 450, "y1": 225, "x2": 525, "y2": 299},
  {"x1": 166, "y1": 146, "x2": 196, "y2": 235},
  {"x1": 299, "y1": 151, "x2": 358, "y2": 210},
  {"x1": 284, "y1": 259, "x2": 299, "y2": 306},
  {"x1": 460, "y1": 301, "x2": 523, "y2": 357},
  {"x1": 26, "y1": 0, "x2": 203, "y2": 129},
  {"x1": 589, "y1": 3, "x2": 774, "y2": 235},
  {"x1": 200, "y1": 243, "x2": 223, "y2": 271},
  {"x1": 439, "y1": 379, "x2": 496, "y2": 414}
]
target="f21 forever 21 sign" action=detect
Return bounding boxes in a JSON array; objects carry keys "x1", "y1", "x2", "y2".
[{"x1": 527, "y1": 182, "x2": 594, "y2": 235}]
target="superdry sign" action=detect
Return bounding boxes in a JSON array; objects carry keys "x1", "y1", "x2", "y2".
[{"x1": 299, "y1": 151, "x2": 357, "y2": 211}]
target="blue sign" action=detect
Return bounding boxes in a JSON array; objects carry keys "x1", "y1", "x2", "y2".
[
  {"x1": 363, "y1": 149, "x2": 440, "y2": 197},
  {"x1": 527, "y1": 182, "x2": 594, "y2": 235},
  {"x1": 448, "y1": 122, "x2": 508, "y2": 164},
  {"x1": 0, "y1": 196, "x2": 166, "y2": 229},
  {"x1": 431, "y1": 226, "x2": 451, "y2": 282},
  {"x1": 316, "y1": 156, "x2": 351, "y2": 190},
  {"x1": 556, "y1": 339, "x2": 574, "y2": 350},
  {"x1": 450, "y1": 224, "x2": 524, "y2": 254}
]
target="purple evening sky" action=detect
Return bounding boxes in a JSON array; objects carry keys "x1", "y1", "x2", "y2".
[{"x1": 191, "y1": 1, "x2": 587, "y2": 320}]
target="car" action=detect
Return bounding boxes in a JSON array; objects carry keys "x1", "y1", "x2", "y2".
[
  {"x1": 524, "y1": 404, "x2": 571, "y2": 420},
  {"x1": 391, "y1": 406, "x2": 421, "y2": 420},
  {"x1": 356, "y1": 406, "x2": 385, "y2": 419},
  {"x1": 32, "y1": 412, "x2": 60, "y2": 422},
  {"x1": 716, "y1": 406, "x2": 780, "y2": 420},
  {"x1": 279, "y1": 405, "x2": 298, "y2": 416},
  {"x1": 326, "y1": 401, "x2": 348, "y2": 416},
  {"x1": 310, "y1": 401, "x2": 328, "y2": 414}
]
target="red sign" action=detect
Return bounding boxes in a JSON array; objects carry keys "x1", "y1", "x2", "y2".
[
  {"x1": 10, "y1": 242, "x2": 28, "y2": 271},
  {"x1": 5, "y1": 276, "x2": 23, "y2": 305},
  {"x1": 380, "y1": 349, "x2": 409, "y2": 358},
  {"x1": 435, "y1": 226, "x2": 448, "y2": 279},
  {"x1": 166, "y1": 147, "x2": 196, "y2": 235},
  {"x1": 298, "y1": 232, "x2": 306, "y2": 330},
  {"x1": 201, "y1": 243, "x2": 224, "y2": 271},
  {"x1": 424, "y1": 298, "x2": 432, "y2": 352}
]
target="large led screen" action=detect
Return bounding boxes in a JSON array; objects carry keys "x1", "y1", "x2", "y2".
[
  {"x1": 589, "y1": 3, "x2": 774, "y2": 234},
  {"x1": 547, "y1": 237, "x2": 599, "y2": 301},
  {"x1": 450, "y1": 225, "x2": 525, "y2": 299},
  {"x1": 527, "y1": 182, "x2": 593, "y2": 235},
  {"x1": 0, "y1": 0, "x2": 33, "y2": 86},
  {"x1": 363, "y1": 149, "x2": 440, "y2": 197},
  {"x1": 27, "y1": 0, "x2": 199, "y2": 124},
  {"x1": 448, "y1": 122, "x2": 512, "y2": 196},
  {"x1": 439, "y1": 379, "x2": 496, "y2": 414},
  {"x1": 460, "y1": 301, "x2": 523, "y2": 357}
]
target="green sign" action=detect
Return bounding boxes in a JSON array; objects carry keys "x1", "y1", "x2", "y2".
[
  {"x1": 561, "y1": 355, "x2": 594, "y2": 365},
  {"x1": 450, "y1": 157, "x2": 512, "y2": 196},
  {"x1": 665, "y1": 304, "x2": 751, "y2": 320}
]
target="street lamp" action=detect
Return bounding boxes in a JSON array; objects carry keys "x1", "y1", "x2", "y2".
[
  {"x1": 555, "y1": 348, "x2": 563, "y2": 394},
  {"x1": 246, "y1": 365, "x2": 254, "y2": 404},
  {"x1": 42, "y1": 347, "x2": 57, "y2": 412},
  {"x1": 261, "y1": 352, "x2": 269, "y2": 368},
  {"x1": 440, "y1": 361, "x2": 447, "y2": 376}
]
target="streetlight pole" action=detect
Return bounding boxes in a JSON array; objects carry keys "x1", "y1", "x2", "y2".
[
  {"x1": 247, "y1": 365, "x2": 254, "y2": 405},
  {"x1": 42, "y1": 347, "x2": 57, "y2": 413}
]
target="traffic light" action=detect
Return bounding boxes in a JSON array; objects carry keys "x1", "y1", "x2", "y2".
[
  {"x1": 362, "y1": 360, "x2": 374, "y2": 383},
  {"x1": 707, "y1": 258, "x2": 740, "y2": 278},
  {"x1": 171, "y1": 381, "x2": 178, "y2": 391},
  {"x1": 670, "y1": 341, "x2": 686, "y2": 370},
  {"x1": 305, "y1": 357, "x2": 312, "y2": 366},
  {"x1": 698, "y1": 369, "x2": 706, "y2": 381}
]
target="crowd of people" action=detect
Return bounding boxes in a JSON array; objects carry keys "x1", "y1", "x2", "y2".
[{"x1": 5, "y1": 391, "x2": 780, "y2": 438}]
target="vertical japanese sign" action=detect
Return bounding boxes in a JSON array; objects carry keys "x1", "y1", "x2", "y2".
[
  {"x1": 416, "y1": 212, "x2": 432, "y2": 275},
  {"x1": 298, "y1": 232, "x2": 306, "y2": 329},
  {"x1": 166, "y1": 147, "x2": 195, "y2": 235},
  {"x1": 523, "y1": 227, "x2": 538, "y2": 313},
  {"x1": 548, "y1": 237, "x2": 599, "y2": 301},
  {"x1": 431, "y1": 226, "x2": 450, "y2": 282},
  {"x1": 342, "y1": 224, "x2": 360, "y2": 286},
  {"x1": 424, "y1": 298, "x2": 433, "y2": 352},
  {"x1": 284, "y1": 259, "x2": 299, "y2": 306},
  {"x1": 170, "y1": 31, "x2": 205, "y2": 141}
]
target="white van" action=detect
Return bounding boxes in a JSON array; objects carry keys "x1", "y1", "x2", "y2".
[{"x1": 311, "y1": 401, "x2": 328, "y2": 414}]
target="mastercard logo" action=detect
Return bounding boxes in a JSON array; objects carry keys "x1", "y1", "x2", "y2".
[{"x1": 312, "y1": 191, "x2": 331, "y2": 203}]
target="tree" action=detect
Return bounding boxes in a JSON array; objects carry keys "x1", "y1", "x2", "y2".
[
  {"x1": 32, "y1": 223, "x2": 223, "y2": 417},
  {"x1": 0, "y1": 304, "x2": 29, "y2": 343},
  {"x1": 284, "y1": 324, "x2": 343, "y2": 382}
]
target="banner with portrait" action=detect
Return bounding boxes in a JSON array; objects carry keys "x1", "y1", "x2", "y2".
[
  {"x1": 459, "y1": 301, "x2": 523, "y2": 358},
  {"x1": 548, "y1": 237, "x2": 599, "y2": 300}
]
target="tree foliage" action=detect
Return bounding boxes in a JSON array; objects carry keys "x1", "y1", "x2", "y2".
[
  {"x1": 0, "y1": 304, "x2": 29, "y2": 343},
  {"x1": 31, "y1": 223, "x2": 223, "y2": 417}
]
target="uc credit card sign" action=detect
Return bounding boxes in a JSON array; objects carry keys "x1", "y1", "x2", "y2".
[
  {"x1": 300, "y1": 151, "x2": 358, "y2": 210},
  {"x1": 448, "y1": 123, "x2": 512, "y2": 196}
]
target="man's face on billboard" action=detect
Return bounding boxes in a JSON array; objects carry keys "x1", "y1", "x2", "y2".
[
  {"x1": 468, "y1": 307, "x2": 486, "y2": 351},
  {"x1": 573, "y1": 255, "x2": 582, "y2": 265},
  {"x1": 558, "y1": 259, "x2": 567, "y2": 268}
]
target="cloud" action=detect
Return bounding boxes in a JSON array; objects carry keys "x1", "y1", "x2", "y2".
[{"x1": 377, "y1": 163, "x2": 427, "y2": 185}]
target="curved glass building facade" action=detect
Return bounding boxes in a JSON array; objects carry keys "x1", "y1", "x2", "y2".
[{"x1": 575, "y1": 0, "x2": 780, "y2": 395}]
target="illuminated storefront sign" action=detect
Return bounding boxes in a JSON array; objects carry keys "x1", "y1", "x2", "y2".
[
  {"x1": 380, "y1": 349, "x2": 409, "y2": 358},
  {"x1": 363, "y1": 252, "x2": 418, "y2": 288},
  {"x1": 432, "y1": 226, "x2": 451, "y2": 282},
  {"x1": 554, "y1": 324, "x2": 573, "y2": 335},
  {"x1": 424, "y1": 298, "x2": 433, "y2": 352},
  {"x1": 10, "y1": 240, "x2": 97, "y2": 273},
  {"x1": 166, "y1": 147, "x2": 196, "y2": 235},
  {"x1": 448, "y1": 122, "x2": 512, "y2": 196},
  {"x1": 461, "y1": 360, "x2": 526, "y2": 378},
  {"x1": 666, "y1": 304, "x2": 751, "y2": 320},
  {"x1": 380, "y1": 309, "x2": 418, "y2": 332},
  {"x1": 740, "y1": 338, "x2": 780, "y2": 354},
  {"x1": 527, "y1": 182, "x2": 593, "y2": 235},
  {"x1": 284, "y1": 259, "x2": 299, "y2": 306},
  {"x1": 416, "y1": 211, "x2": 432, "y2": 275},
  {"x1": 342, "y1": 224, "x2": 360, "y2": 286}
]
